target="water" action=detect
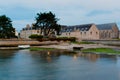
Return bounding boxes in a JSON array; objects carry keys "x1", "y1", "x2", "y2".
[{"x1": 0, "y1": 49, "x2": 120, "y2": 80}]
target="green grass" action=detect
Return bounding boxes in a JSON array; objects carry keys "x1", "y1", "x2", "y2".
[
  {"x1": 82, "y1": 48, "x2": 120, "y2": 54},
  {"x1": 72, "y1": 41, "x2": 95, "y2": 44},
  {"x1": 30, "y1": 47, "x2": 55, "y2": 51}
]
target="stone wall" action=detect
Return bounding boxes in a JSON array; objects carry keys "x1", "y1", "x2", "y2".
[
  {"x1": 84, "y1": 40, "x2": 120, "y2": 46},
  {"x1": 0, "y1": 39, "x2": 58, "y2": 46}
]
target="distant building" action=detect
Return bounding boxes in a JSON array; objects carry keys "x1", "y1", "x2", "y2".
[
  {"x1": 96, "y1": 23, "x2": 119, "y2": 39},
  {"x1": 60, "y1": 24, "x2": 99, "y2": 40},
  {"x1": 60, "y1": 23, "x2": 119, "y2": 40},
  {"x1": 20, "y1": 23, "x2": 119, "y2": 40},
  {"x1": 15, "y1": 30, "x2": 18, "y2": 37},
  {"x1": 119, "y1": 31, "x2": 120, "y2": 39},
  {"x1": 20, "y1": 24, "x2": 41, "y2": 39},
  {"x1": 20, "y1": 24, "x2": 57, "y2": 39}
]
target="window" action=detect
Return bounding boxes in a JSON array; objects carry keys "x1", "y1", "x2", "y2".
[
  {"x1": 84, "y1": 32, "x2": 86, "y2": 35},
  {"x1": 69, "y1": 33, "x2": 70, "y2": 35},
  {"x1": 37, "y1": 30, "x2": 39, "y2": 33},
  {"x1": 85, "y1": 28, "x2": 88, "y2": 30},
  {"x1": 82, "y1": 28, "x2": 84, "y2": 31},
  {"x1": 96, "y1": 32, "x2": 98, "y2": 35},
  {"x1": 80, "y1": 32, "x2": 82, "y2": 35},
  {"x1": 90, "y1": 32, "x2": 92, "y2": 35}
]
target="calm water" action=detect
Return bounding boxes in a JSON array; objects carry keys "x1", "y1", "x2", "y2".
[{"x1": 0, "y1": 50, "x2": 120, "y2": 80}]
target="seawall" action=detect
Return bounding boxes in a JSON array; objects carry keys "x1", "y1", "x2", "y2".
[
  {"x1": 0, "y1": 39, "x2": 59, "y2": 47},
  {"x1": 84, "y1": 40, "x2": 120, "y2": 46}
]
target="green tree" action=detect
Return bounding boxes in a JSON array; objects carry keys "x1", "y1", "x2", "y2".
[
  {"x1": 34, "y1": 11, "x2": 61, "y2": 37},
  {"x1": 0, "y1": 15, "x2": 15, "y2": 38}
]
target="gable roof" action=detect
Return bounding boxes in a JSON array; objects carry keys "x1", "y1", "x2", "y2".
[
  {"x1": 61, "y1": 23, "x2": 94, "y2": 32},
  {"x1": 96, "y1": 23, "x2": 117, "y2": 30},
  {"x1": 73, "y1": 24, "x2": 93, "y2": 31}
]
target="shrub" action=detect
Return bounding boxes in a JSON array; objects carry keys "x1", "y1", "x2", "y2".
[
  {"x1": 29, "y1": 34, "x2": 43, "y2": 39},
  {"x1": 57, "y1": 37, "x2": 68, "y2": 41},
  {"x1": 69, "y1": 37, "x2": 76, "y2": 42},
  {"x1": 52, "y1": 37, "x2": 76, "y2": 42},
  {"x1": 72, "y1": 41, "x2": 95, "y2": 44}
]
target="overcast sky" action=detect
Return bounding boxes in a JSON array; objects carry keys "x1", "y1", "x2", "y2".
[{"x1": 0, "y1": 0, "x2": 120, "y2": 31}]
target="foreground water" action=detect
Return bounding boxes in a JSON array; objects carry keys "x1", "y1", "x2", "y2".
[{"x1": 0, "y1": 50, "x2": 120, "y2": 80}]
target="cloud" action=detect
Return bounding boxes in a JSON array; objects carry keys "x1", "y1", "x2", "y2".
[
  {"x1": 0, "y1": 0, "x2": 119, "y2": 10},
  {"x1": 0, "y1": 0, "x2": 120, "y2": 30}
]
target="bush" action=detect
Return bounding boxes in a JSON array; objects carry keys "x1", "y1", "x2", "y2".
[
  {"x1": 72, "y1": 41, "x2": 95, "y2": 44},
  {"x1": 57, "y1": 37, "x2": 68, "y2": 41},
  {"x1": 50, "y1": 37, "x2": 76, "y2": 42},
  {"x1": 69, "y1": 37, "x2": 76, "y2": 42},
  {"x1": 29, "y1": 34, "x2": 43, "y2": 39}
]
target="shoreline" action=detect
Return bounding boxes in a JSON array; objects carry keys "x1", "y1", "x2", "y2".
[
  {"x1": 0, "y1": 41, "x2": 120, "y2": 50},
  {"x1": 1, "y1": 42, "x2": 120, "y2": 51},
  {"x1": 34, "y1": 42, "x2": 120, "y2": 50}
]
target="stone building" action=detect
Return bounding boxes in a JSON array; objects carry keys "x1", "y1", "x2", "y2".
[
  {"x1": 119, "y1": 31, "x2": 120, "y2": 39},
  {"x1": 20, "y1": 24, "x2": 41, "y2": 39},
  {"x1": 20, "y1": 24, "x2": 57, "y2": 39},
  {"x1": 20, "y1": 23, "x2": 119, "y2": 40},
  {"x1": 60, "y1": 23, "x2": 119, "y2": 40},
  {"x1": 96, "y1": 23, "x2": 119, "y2": 39},
  {"x1": 60, "y1": 24, "x2": 100, "y2": 40}
]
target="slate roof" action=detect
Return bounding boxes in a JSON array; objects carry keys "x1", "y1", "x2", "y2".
[
  {"x1": 61, "y1": 24, "x2": 93, "y2": 32},
  {"x1": 96, "y1": 23, "x2": 117, "y2": 30},
  {"x1": 73, "y1": 24, "x2": 93, "y2": 31}
]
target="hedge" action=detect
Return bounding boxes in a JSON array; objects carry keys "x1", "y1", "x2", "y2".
[{"x1": 29, "y1": 34, "x2": 43, "y2": 39}]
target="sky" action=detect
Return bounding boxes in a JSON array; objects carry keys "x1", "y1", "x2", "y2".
[{"x1": 0, "y1": 0, "x2": 120, "y2": 32}]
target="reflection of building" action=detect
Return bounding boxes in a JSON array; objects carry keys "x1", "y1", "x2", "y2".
[
  {"x1": 60, "y1": 23, "x2": 119, "y2": 40},
  {"x1": 79, "y1": 53, "x2": 100, "y2": 62}
]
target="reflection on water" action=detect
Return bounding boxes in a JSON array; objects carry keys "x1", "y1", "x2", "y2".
[
  {"x1": 0, "y1": 49, "x2": 120, "y2": 80},
  {"x1": 77, "y1": 52, "x2": 117, "y2": 62},
  {"x1": 0, "y1": 50, "x2": 17, "y2": 59}
]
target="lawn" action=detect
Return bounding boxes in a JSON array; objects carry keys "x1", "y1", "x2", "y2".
[
  {"x1": 82, "y1": 48, "x2": 120, "y2": 54},
  {"x1": 72, "y1": 41, "x2": 95, "y2": 44},
  {"x1": 30, "y1": 47, "x2": 56, "y2": 51}
]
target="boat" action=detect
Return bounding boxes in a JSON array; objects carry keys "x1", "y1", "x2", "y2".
[{"x1": 18, "y1": 45, "x2": 30, "y2": 49}]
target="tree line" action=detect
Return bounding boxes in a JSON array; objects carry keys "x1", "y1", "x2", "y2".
[{"x1": 0, "y1": 11, "x2": 61, "y2": 39}]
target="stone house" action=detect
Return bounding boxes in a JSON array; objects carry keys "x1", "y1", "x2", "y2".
[
  {"x1": 60, "y1": 24, "x2": 100, "y2": 40},
  {"x1": 20, "y1": 23, "x2": 119, "y2": 40},
  {"x1": 96, "y1": 23, "x2": 119, "y2": 39},
  {"x1": 20, "y1": 24, "x2": 57, "y2": 39},
  {"x1": 119, "y1": 31, "x2": 120, "y2": 39},
  {"x1": 60, "y1": 23, "x2": 119, "y2": 40},
  {"x1": 20, "y1": 24, "x2": 41, "y2": 39}
]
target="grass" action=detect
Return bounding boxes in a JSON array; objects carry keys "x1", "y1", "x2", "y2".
[
  {"x1": 72, "y1": 41, "x2": 95, "y2": 44},
  {"x1": 82, "y1": 48, "x2": 120, "y2": 54},
  {"x1": 30, "y1": 47, "x2": 56, "y2": 51}
]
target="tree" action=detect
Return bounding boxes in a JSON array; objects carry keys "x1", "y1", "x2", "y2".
[
  {"x1": 34, "y1": 11, "x2": 61, "y2": 37},
  {"x1": 0, "y1": 15, "x2": 15, "y2": 38}
]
